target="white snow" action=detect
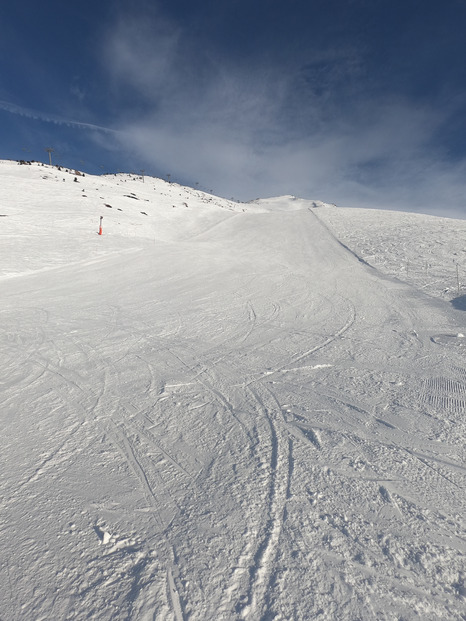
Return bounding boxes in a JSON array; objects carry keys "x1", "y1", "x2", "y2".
[{"x1": 0, "y1": 159, "x2": 465, "y2": 620}]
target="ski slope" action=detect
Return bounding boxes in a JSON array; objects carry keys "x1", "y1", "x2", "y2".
[{"x1": 0, "y1": 161, "x2": 465, "y2": 620}]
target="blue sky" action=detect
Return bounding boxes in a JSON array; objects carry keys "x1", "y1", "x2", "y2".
[{"x1": 2, "y1": 1, "x2": 466, "y2": 214}]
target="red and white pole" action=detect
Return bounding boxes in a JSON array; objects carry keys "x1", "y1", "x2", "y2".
[{"x1": 98, "y1": 215, "x2": 103, "y2": 235}]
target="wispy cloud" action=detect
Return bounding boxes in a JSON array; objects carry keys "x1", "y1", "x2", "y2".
[
  {"x1": 102, "y1": 14, "x2": 181, "y2": 103},
  {"x1": 96, "y1": 8, "x2": 466, "y2": 214}
]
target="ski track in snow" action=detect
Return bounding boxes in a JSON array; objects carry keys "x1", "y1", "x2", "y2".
[{"x1": 1, "y1": 162, "x2": 466, "y2": 620}]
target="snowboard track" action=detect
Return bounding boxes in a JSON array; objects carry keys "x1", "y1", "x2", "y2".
[{"x1": 235, "y1": 384, "x2": 292, "y2": 619}]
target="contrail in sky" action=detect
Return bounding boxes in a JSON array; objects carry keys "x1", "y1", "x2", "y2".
[{"x1": 0, "y1": 100, "x2": 119, "y2": 134}]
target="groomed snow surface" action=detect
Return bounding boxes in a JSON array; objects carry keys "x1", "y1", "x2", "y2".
[{"x1": 0, "y1": 160, "x2": 465, "y2": 620}]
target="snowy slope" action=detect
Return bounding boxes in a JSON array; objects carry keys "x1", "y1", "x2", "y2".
[
  {"x1": 317, "y1": 205, "x2": 466, "y2": 304},
  {"x1": 0, "y1": 160, "x2": 242, "y2": 278},
  {"x1": 0, "y1": 160, "x2": 465, "y2": 620}
]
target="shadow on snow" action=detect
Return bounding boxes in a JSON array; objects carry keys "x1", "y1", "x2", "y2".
[{"x1": 450, "y1": 295, "x2": 466, "y2": 310}]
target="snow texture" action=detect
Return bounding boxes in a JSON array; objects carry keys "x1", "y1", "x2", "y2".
[{"x1": 0, "y1": 160, "x2": 465, "y2": 620}]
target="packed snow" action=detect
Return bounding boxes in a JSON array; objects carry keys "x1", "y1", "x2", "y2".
[{"x1": 0, "y1": 159, "x2": 465, "y2": 620}]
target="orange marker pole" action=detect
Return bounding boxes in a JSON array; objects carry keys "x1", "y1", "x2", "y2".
[{"x1": 98, "y1": 215, "x2": 103, "y2": 235}]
